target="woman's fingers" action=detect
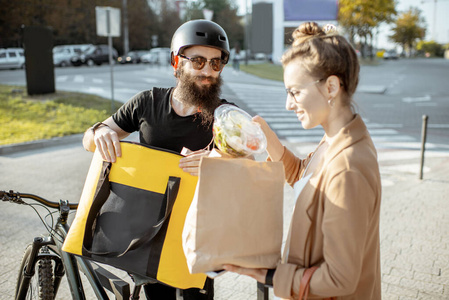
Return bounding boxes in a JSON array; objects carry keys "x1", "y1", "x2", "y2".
[{"x1": 223, "y1": 264, "x2": 267, "y2": 283}]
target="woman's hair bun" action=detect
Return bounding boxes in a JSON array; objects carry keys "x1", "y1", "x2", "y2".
[{"x1": 292, "y1": 22, "x2": 325, "y2": 46}]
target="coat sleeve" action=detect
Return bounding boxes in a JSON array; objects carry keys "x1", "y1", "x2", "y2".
[
  {"x1": 273, "y1": 169, "x2": 378, "y2": 299},
  {"x1": 276, "y1": 147, "x2": 313, "y2": 186}
]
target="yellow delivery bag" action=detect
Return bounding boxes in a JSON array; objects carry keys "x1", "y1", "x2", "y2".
[{"x1": 62, "y1": 141, "x2": 206, "y2": 289}]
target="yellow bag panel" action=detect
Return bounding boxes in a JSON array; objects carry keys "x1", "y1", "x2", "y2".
[
  {"x1": 62, "y1": 150, "x2": 104, "y2": 255},
  {"x1": 157, "y1": 176, "x2": 206, "y2": 289},
  {"x1": 109, "y1": 143, "x2": 188, "y2": 194}
]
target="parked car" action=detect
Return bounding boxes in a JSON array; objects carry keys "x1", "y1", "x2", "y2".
[
  {"x1": 0, "y1": 48, "x2": 25, "y2": 70},
  {"x1": 71, "y1": 45, "x2": 118, "y2": 66},
  {"x1": 141, "y1": 47, "x2": 170, "y2": 65},
  {"x1": 53, "y1": 44, "x2": 92, "y2": 67},
  {"x1": 383, "y1": 50, "x2": 399, "y2": 60},
  {"x1": 117, "y1": 50, "x2": 149, "y2": 64}
]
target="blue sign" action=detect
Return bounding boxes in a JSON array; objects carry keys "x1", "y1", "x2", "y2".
[{"x1": 284, "y1": 0, "x2": 338, "y2": 21}]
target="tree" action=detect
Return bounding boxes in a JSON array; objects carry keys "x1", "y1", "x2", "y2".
[
  {"x1": 390, "y1": 7, "x2": 426, "y2": 57},
  {"x1": 416, "y1": 40, "x2": 443, "y2": 57},
  {"x1": 126, "y1": 0, "x2": 157, "y2": 50},
  {"x1": 339, "y1": 0, "x2": 396, "y2": 58},
  {"x1": 156, "y1": 1, "x2": 183, "y2": 48},
  {"x1": 183, "y1": 0, "x2": 244, "y2": 53}
]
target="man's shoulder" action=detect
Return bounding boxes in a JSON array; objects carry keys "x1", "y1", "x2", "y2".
[
  {"x1": 129, "y1": 87, "x2": 173, "y2": 105},
  {"x1": 136, "y1": 87, "x2": 172, "y2": 98},
  {"x1": 219, "y1": 99, "x2": 237, "y2": 107}
]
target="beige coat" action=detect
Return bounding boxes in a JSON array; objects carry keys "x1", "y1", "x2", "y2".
[{"x1": 272, "y1": 115, "x2": 382, "y2": 299}]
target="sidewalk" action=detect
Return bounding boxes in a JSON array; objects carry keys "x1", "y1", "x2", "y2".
[{"x1": 378, "y1": 154, "x2": 449, "y2": 299}]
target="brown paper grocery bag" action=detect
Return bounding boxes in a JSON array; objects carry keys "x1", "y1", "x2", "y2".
[{"x1": 182, "y1": 156, "x2": 285, "y2": 274}]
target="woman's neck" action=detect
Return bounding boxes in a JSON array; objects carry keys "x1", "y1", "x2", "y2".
[{"x1": 322, "y1": 106, "x2": 354, "y2": 143}]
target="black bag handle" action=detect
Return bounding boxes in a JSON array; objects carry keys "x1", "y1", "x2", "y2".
[{"x1": 82, "y1": 161, "x2": 181, "y2": 257}]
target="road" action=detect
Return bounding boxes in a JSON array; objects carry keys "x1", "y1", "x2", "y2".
[
  {"x1": 1, "y1": 58, "x2": 449, "y2": 299},
  {"x1": 1, "y1": 58, "x2": 448, "y2": 148}
]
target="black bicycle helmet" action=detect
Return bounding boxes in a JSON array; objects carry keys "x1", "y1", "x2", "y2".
[{"x1": 170, "y1": 19, "x2": 230, "y2": 66}]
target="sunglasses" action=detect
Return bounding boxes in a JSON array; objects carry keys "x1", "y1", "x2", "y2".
[{"x1": 178, "y1": 54, "x2": 224, "y2": 72}]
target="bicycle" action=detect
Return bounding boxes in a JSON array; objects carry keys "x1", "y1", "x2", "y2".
[{"x1": 1, "y1": 190, "x2": 144, "y2": 300}]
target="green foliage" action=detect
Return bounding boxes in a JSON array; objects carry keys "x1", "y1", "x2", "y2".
[
  {"x1": 339, "y1": 0, "x2": 396, "y2": 52},
  {"x1": 0, "y1": 86, "x2": 119, "y2": 145},
  {"x1": 390, "y1": 7, "x2": 426, "y2": 55},
  {"x1": 416, "y1": 40, "x2": 444, "y2": 57},
  {"x1": 183, "y1": 0, "x2": 244, "y2": 51},
  {"x1": 0, "y1": 0, "x2": 244, "y2": 54}
]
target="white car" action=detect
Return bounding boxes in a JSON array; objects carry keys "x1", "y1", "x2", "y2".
[
  {"x1": 141, "y1": 47, "x2": 171, "y2": 65},
  {"x1": 53, "y1": 44, "x2": 92, "y2": 67},
  {"x1": 383, "y1": 50, "x2": 399, "y2": 60},
  {"x1": 0, "y1": 48, "x2": 25, "y2": 70}
]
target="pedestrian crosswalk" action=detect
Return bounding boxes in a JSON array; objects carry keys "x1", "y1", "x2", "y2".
[
  {"x1": 227, "y1": 82, "x2": 425, "y2": 150},
  {"x1": 227, "y1": 82, "x2": 449, "y2": 186}
]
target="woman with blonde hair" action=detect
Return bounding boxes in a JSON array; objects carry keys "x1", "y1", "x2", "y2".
[{"x1": 224, "y1": 21, "x2": 382, "y2": 299}]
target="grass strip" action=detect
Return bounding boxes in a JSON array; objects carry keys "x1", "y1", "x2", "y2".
[
  {"x1": 0, "y1": 85, "x2": 119, "y2": 145},
  {"x1": 240, "y1": 63, "x2": 283, "y2": 82}
]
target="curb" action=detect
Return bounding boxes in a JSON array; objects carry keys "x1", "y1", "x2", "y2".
[
  {"x1": 0, "y1": 134, "x2": 84, "y2": 155},
  {"x1": 357, "y1": 85, "x2": 387, "y2": 94}
]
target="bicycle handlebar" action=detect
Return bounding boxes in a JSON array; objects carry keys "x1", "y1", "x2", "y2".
[{"x1": 1, "y1": 190, "x2": 78, "y2": 210}]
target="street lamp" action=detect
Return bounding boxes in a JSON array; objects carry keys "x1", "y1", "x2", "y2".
[
  {"x1": 421, "y1": 0, "x2": 449, "y2": 41},
  {"x1": 244, "y1": 0, "x2": 250, "y2": 65}
]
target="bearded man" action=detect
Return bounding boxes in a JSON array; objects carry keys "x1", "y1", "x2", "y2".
[{"x1": 82, "y1": 20, "x2": 233, "y2": 299}]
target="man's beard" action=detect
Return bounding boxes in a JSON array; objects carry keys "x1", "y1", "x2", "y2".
[{"x1": 176, "y1": 66, "x2": 223, "y2": 126}]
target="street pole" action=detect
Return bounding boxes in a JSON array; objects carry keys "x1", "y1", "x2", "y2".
[
  {"x1": 123, "y1": 0, "x2": 129, "y2": 55},
  {"x1": 244, "y1": 0, "x2": 250, "y2": 65},
  {"x1": 432, "y1": 0, "x2": 437, "y2": 40},
  {"x1": 419, "y1": 115, "x2": 428, "y2": 180},
  {"x1": 106, "y1": 8, "x2": 115, "y2": 114}
]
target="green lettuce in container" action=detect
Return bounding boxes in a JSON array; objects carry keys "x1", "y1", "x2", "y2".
[{"x1": 213, "y1": 104, "x2": 267, "y2": 157}]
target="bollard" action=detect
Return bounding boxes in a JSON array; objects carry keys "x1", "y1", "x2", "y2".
[{"x1": 419, "y1": 115, "x2": 428, "y2": 180}]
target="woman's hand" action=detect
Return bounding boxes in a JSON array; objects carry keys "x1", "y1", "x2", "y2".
[
  {"x1": 223, "y1": 264, "x2": 268, "y2": 284},
  {"x1": 179, "y1": 149, "x2": 210, "y2": 176},
  {"x1": 252, "y1": 115, "x2": 285, "y2": 161}
]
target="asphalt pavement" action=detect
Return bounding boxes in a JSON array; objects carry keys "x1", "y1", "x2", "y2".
[{"x1": 1, "y1": 65, "x2": 449, "y2": 299}]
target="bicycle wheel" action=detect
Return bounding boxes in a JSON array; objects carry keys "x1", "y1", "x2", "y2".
[{"x1": 16, "y1": 244, "x2": 55, "y2": 300}]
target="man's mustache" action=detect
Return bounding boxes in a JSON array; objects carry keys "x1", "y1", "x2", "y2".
[{"x1": 194, "y1": 75, "x2": 217, "y2": 83}]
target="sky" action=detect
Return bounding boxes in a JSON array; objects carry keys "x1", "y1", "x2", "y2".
[{"x1": 235, "y1": 0, "x2": 449, "y2": 49}]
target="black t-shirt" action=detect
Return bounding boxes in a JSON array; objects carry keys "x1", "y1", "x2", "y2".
[{"x1": 113, "y1": 87, "x2": 232, "y2": 153}]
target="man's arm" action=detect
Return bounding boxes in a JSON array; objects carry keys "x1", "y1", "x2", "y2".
[{"x1": 83, "y1": 116, "x2": 131, "y2": 163}]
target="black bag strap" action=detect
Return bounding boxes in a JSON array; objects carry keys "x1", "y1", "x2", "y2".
[{"x1": 82, "y1": 161, "x2": 181, "y2": 257}]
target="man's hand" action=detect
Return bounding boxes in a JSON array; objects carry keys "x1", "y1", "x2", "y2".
[
  {"x1": 179, "y1": 149, "x2": 210, "y2": 176},
  {"x1": 93, "y1": 126, "x2": 122, "y2": 163},
  {"x1": 223, "y1": 264, "x2": 268, "y2": 284}
]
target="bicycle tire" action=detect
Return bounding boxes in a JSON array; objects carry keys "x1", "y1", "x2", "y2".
[{"x1": 16, "y1": 245, "x2": 55, "y2": 300}]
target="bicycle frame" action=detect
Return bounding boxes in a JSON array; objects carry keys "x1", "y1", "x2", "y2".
[
  {"x1": 6, "y1": 190, "x2": 270, "y2": 300},
  {"x1": 3, "y1": 191, "x2": 139, "y2": 300}
]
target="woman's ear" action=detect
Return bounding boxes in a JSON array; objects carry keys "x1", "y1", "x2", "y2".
[{"x1": 326, "y1": 75, "x2": 341, "y2": 99}]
